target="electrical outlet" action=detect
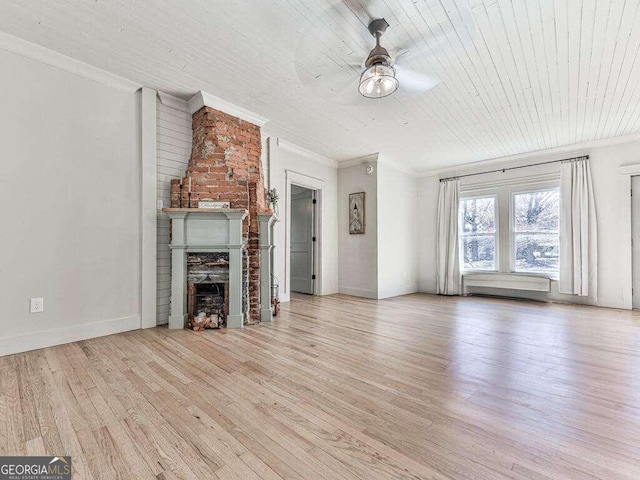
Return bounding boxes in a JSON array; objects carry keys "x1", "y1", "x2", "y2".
[{"x1": 30, "y1": 297, "x2": 44, "y2": 313}]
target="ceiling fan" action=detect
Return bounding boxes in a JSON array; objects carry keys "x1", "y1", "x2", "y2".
[
  {"x1": 294, "y1": 1, "x2": 455, "y2": 104},
  {"x1": 357, "y1": 17, "x2": 436, "y2": 99}
]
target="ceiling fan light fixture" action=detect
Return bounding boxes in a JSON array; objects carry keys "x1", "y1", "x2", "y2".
[{"x1": 358, "y1": 63, "x2": 399, "y2": 99}]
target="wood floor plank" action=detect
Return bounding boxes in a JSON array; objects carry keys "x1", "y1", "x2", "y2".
[
  {"x1": 1, "y1": 293, "x2": 640, "y2": 479},
  {"x1": 0, "y1": 356, "x2": 11, "y2": 455},
  {"x1": 30, "y1": 352, "x2": 65, "y2": 456},
  {"x1": 4, "y1": 357, "x2": 26, "y2": 455},
  {"x1": 37, "y1": 349, "x2": 94, "y2": 480}
]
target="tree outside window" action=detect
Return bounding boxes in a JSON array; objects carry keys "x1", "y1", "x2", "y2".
[
  {"x1": 513, "y1": 190, "x2": 559, "y2": 274},
  {"x1": 458, "y1": 196, "x2": 496, "y2": 271}
]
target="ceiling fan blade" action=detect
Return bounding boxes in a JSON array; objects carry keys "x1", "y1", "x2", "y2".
[
  {"x1": 395, "y1": 65, "x2": 440, "y2": 95},
  {"x1": 295, "y1": 63, "x2": 365, "y2": 105},
  {"x1": 342, "y1": 0, "x2": 391, "y2": 28},
  {"x1": 390, "y1": 0, "x2": 475, "y2": 63},
  {"x1": 390, "y1": 28, "x2": 451, "y2": 64}
]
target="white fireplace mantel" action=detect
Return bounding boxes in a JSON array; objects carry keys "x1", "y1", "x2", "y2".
[{"x1": 164, "y1": 208, "x2": 248, "y2": 329}]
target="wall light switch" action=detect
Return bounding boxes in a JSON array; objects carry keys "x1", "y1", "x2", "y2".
[{"x1": 30, "y1": 297, "x2": 44, "y2": 313}]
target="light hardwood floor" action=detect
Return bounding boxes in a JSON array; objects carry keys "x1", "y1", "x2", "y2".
[{"x1": 2, "y1": 293, "x2": 640, "y2": 479}]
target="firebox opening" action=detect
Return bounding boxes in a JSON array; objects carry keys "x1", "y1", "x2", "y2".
[{"x1": 186, "y1": 252, "x2": 234, "y2": 330}]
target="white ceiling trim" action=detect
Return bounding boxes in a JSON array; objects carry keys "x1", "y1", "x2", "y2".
[
  {"x1": 420, "y1": 132, "x2": 640, "y2": 179},
  {"x1": 377, "y1": 155, "x2": 419, "y2": 177},
  {"x1": 188, "y1": 91, "x2": 269, "y2": 128},
  {"x1": 339, "y1": 153, "x2": 418, "y2": 177},
  {"x1": 157, "y1": 91, "x2": 189, "y2": 113},
  {"x1": 276, "y1": 138, "x2": 338, "y2": 168},
  {"x1": 0, "y1": 31, "x2": 141, "y2": 92},
  {"x1": 338, "y1": 153, "x2": 380, "y2": 169},
  {"x1": 619, "y1": 164, "x2": 640, "y2": 176}
]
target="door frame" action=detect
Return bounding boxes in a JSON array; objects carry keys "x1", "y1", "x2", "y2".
[
  {"x1": 285, "y1": 170, "x2": 324, "y2": 298},
  {"x1": 619, "y1": 164, "x2": 640, "y2": 309},
  {"x1": 631, "y1": 175, "x2": 640, "y2": 309}
]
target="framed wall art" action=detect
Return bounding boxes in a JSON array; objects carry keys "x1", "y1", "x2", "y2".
[{"x1": 349, "y1": 192, "x2": 365, "y2": 234}]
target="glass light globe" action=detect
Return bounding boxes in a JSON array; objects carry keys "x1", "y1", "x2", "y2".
[{"x1": 358, "y1": 63, "x2": 399, "y2": 98}]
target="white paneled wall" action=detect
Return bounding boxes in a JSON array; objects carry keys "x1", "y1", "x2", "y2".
[{"x1": 156, "y1": 95, "x2": 191, "y2": 324}]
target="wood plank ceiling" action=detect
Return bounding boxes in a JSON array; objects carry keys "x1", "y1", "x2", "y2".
[{"x1": 1, "y1": 0, "x2": 639, "y2": 172}]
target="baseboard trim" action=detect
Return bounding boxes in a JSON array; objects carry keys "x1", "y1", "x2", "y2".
[
  {"x1": 0, "y1": 314, "x2": 140, "y2": 357},
  {"x1": 338, "y1": 286, "x2": 378, "y2": 299},
  {"x1": 377, "y1": 284, "x2": 418, "y2": 299}
]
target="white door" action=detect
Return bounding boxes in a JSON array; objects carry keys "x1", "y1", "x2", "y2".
[
  {"x1": 290, "y1": 186, "x2": 315, "y2": 294},
  {"x1": 633, "y1": 176, "x2": 640, "y2": 309}
]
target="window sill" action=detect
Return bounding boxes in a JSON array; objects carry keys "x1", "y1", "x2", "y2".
[{"x1": 462, "y1": 272, "x2": 552, "y2": 293}]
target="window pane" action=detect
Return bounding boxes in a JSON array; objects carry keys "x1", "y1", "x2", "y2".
[
  {"x1": 514, "y1": 191, "x2": 559, "y2": 232},
  {"x1": 515, "y1": 234, "x2": 559, "y2": 273},
  {"x1": 459, "y1": 197, "x2": 496, "y2": 234},
  {"x1": 460, "y1": 236, "x2": 496, "y2": 271}
]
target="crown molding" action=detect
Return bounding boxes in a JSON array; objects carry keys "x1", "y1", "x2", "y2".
[
  {"x1": 0, "y1": 31, "x2": 141, "y2": 92},
  {"x1": 418, "y1": 132, "x2": 640, "y2": 178},
  {"x1": 378, "y1": 156, "x2": 418, "y2": 176},
  {"x1": 188, "y1": 91, "x2": 269, "y2": 127},
  {"x1": 275, "y1": 138, "x2": 338, "y2": 168},
  {"x1": 338, "y1": 153, "x2": 418, "y2": 177},
  {"x1": 157, "y1": 91, "x2": 190, "y2": 113},
  {"x1": 338, "y1": 153, "x2": 380, "y2": 169}
]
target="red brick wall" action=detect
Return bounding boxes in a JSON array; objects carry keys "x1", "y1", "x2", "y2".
[{"x1": 170, "y1": 106, "x2": 270, "y2": 324}]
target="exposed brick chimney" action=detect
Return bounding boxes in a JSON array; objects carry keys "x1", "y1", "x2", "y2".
[{"x1": 170, "y1": 106, "x2": 270, "y2": 324}]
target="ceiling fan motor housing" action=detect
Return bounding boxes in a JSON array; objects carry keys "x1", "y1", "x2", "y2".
[
  {"x1": 365, "y1": 18, "x2": 393, "y2": 68},
  {"x1": 368, "y1": 18, "x2": 389, "y2": 37},
  {"x1": 365, "y1": 44, "x2": 393, "y2": 68}
]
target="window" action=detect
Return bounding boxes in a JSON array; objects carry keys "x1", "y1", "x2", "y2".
[
  {"x1": 458, "y1": 196, "x2": 497, "y2": 271},
  {"x1": 457, "y1": 183, "x2": 560, "y2": 278},
  {"x1": 512, "y1": 190, "x2": 559, "y2": 274}
]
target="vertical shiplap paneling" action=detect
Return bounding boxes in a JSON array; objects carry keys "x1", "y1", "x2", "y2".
[
  {"x1": 3, "y1": 0, "x2": 640, "y2": 171},
  {"x1": 601, "y1": 0, "x2": 639, "y2": 136},
  {"x1": 156, "y1": 95, "x2": 191, "y2": 325},
  {"x1": 604, "y1": 0, "x2": 640, "y2": 136}
]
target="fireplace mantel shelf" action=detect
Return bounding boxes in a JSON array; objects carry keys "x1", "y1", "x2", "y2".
[{"x1": 162, "y1": 208, "x2": 248, "y2": 214}]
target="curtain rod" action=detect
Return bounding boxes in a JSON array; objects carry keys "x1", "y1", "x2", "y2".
[{"x1": 439, "y1": 155, "x2": 589, "y2": 182}]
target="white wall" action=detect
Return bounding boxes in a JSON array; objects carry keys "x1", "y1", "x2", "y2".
[
  {"x1": 338, "y1": 161, "x2": 379, "y2": 298},
  {"x1": 377, "y1": 162, "x2": 419, "y2": 299},
  {"x1": 0, "y1": 48, "x2": 142, "y2": 355},
  {"x1": 156, "y1": 95, "x2": 191, "y2": 325},
  {"x1": 418, "y1": 139, "x2": 640, "y2": 309},
  {"x1": 268, "y1": 138, "x2": 339, "y2": 302},
  {"x1": 337, "y1": 159, "x2": 420, "y2": 300}
]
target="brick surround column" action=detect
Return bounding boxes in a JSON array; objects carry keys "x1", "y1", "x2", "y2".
[{"x1": 170, "y1": 106, "x2": 270, "y2": 324}]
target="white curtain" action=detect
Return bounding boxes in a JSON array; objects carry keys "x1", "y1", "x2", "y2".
[
  {"x1": 559, "y1": 158, "x2": 597, "y2": 298},
  {"x1": 437, "y1": 179, "x2": 461, "y2": 295}
]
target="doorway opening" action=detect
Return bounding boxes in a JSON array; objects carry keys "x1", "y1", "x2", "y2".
[
  {"x1": 290, "y1": 184, "x2": 317, "y2": 295},
  {"x1": 632, "y1": 176, "x2": 640, "y2": 309}
]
